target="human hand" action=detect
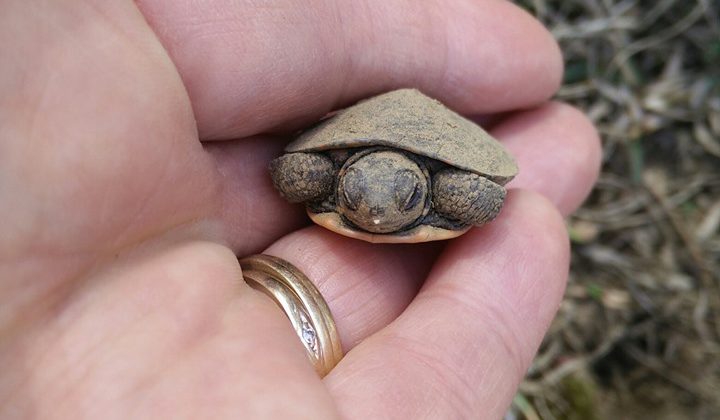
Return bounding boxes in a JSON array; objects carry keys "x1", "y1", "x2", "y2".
[{"x1": 0, "y1": 1, "x2": 600, "y2": 418}]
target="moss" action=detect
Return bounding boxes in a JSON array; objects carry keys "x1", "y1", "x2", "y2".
[{"x1": 558, "y1": 373, "x2": 601, "y2": 420}]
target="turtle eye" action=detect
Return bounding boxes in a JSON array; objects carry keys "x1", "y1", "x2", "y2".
[
  {"x1": 341, "y1": 168, "x2": 364, "y2": 211},
  {"x1": 394, "y1": 169, "x2": 423, "y2": 212}
]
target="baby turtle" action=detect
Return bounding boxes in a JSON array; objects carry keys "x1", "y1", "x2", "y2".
[{"x1": 269, "y1": 89, "x2": 518, "y2": 243}]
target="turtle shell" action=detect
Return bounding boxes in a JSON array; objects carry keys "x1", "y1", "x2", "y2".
[
  {"x1": 285, "y1": 89, "x2": 518, "y2": 184},
  {"x1": 308, "y1": 212, "x2": 471, "y2": 244}
]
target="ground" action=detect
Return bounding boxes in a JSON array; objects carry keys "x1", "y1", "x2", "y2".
[{"x1": 509, "y1": 1, "x2": 720, "y2": 419}]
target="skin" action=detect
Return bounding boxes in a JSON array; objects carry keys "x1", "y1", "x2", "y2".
[
  {"x1": 337, "y1": 150, "x2": 430, "y2": 234},
  {"x1": 0, "y1": 1, "x2": 601, "y2": 419}
]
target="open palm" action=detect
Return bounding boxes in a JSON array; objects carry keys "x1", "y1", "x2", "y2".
[{"x1": 1, "y1": 1, "x2": 600, "y2": 418}]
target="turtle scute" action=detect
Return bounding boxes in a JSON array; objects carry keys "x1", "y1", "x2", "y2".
[{"x1": 285, "y1": 88, "x2": 518, "y2": 183}]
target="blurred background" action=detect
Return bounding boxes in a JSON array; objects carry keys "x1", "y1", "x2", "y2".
[{"x1": 508, "y1": 1, "x2": 720, "y2": 419}]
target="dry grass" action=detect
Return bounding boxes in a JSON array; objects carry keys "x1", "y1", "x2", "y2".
[{"x1": 508, "y1": 1, "x2": 720, "y2": 418}]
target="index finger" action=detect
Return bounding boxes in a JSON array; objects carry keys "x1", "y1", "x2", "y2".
[{"x1": 136, "y1": 0, "x2": 562, "y2": 139}]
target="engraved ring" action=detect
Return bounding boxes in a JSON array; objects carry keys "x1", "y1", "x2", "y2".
[{"x1": 239, "y1": 254, "x2": 343, "y2": 377}]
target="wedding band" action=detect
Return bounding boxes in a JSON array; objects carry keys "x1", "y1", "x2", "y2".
[{"x1": 239, "y1": 254, "x2": 343, "y2": 377}]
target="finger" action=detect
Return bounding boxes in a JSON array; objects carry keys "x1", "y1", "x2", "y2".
[
  {"x1": 210, "y1": 101, "x2": 600, "y2": 254},
  {"x1": 326, "y1": 190, "x2": 569, "y2": 419},
  {"x1": 499, "y1": 102, "x2": 602, "y2": 215},
  {"x1": 135, "y1": 0, "x2": 562, "y2": 139},
  {"x1": 264, "y1": 228, "x2": 442, "y2": 350}
]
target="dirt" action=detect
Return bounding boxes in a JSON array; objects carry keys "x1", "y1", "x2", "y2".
[{"x1": 509, "y1": 1, "x2": 720, "y2": 419}]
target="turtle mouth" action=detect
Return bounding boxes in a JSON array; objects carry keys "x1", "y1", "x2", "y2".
[{"x1": 336, "y1": 148, "x2": 431, "y2": 234}]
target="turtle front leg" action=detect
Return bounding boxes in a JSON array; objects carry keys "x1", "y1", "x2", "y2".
[
  {"x1": 269, "y1": 152, "x2": 335, "y2": 203},
  {"x1": 432, "y1": 169, "x2": 507, "y2": 226}
]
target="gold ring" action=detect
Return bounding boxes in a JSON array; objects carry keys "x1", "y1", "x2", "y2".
[{"x1": 239, "y1": 254, "x2": 343, "y2": 377}]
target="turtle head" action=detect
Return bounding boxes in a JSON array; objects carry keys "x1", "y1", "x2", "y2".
[{"x1": 337, "y1": 150, "x2": 429, "y2": 234}]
